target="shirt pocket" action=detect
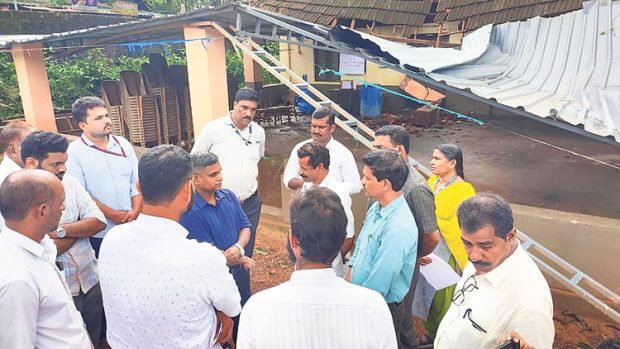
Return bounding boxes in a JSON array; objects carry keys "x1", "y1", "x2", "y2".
[
  {"x1": 248, "y1": 142, "x2": 261, "y2": 162},
  {"x1": 364, "y1": 235, "x2": 381, "y2": 265}
]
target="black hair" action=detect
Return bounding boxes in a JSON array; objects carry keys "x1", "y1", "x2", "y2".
[
  {"x1": 362, "y1": 149, "x2": 409, "y2": 191},
  {"x1": 72, "y1": 96, "x2": 106, "y2": 124},
  {"x1": 436, "y1": 143, "x2": 465, "y2": 179},
  {"x1": 375, "y1": 125, "x2": 410, "y2": 155},
  {"x1": 0, "y1": 170, "x2": 54, "y2": 221},
  {"x1": 289, "y1": 187, "x2": 347, "y2": 264},
  {"x1": 457, "y1": 192, "x2": 514, "y2": 240},
  {"x1": 234, "y1": 87, "x2": 259, "y2": 103},
  {"x1": 597, "y1": 337, "x2": 620, "y2": 349},
  {"x1": 312, "y1": 107, "x2": 337, "y2": 125},
  {"x1": 138, "y1": 145, "x2": 193, "y2": 205},
  {"x1": 190, "y1": 151, "x2": 219, "y2": 170},
  {"x1": 21, "y1": 131, "x2": 68, "y2": 163},
  {"x1": 0, "y1": 120, "x2": 31, "y2": 153},
  {"x1": 297, "y1": 142, "x2": 330, "y2": 170}
]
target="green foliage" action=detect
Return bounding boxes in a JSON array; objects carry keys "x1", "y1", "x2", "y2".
[
  {"x1": 144, "y1": 0, "x2": 218, "y2": 15},
  {"x1": 0, "y1": 41, "x2": 284, "y2": 120},
  {"x1": 0, "y1": 53, "x2": 21, "y2": 120}
]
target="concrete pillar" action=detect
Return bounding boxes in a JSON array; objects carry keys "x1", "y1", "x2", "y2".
[
  {"x1": 183, "y1": 26, "x2": 229, "y2": 135},
  {"x1": 243, "y1": 49, "x2": 263, "y2": 91},
  {"x1": 11, "y1": 42, "x2": 57, "y2": 131}
]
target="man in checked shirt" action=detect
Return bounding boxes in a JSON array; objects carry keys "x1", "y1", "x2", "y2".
[{"x1": 22, "y1": 131, "x2": 107, "y2": 345}]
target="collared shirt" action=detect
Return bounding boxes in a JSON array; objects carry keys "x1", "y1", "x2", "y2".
[
  {"x1": 301, "y1": 173, "x2": 354, "y2": 239},
  {"x1": 301, "y1": 174, "x2": 355, "y2": 277},
  {"x1": 0, "y1": 227, "x2": 92, "y2": 349},
  {"x1": 66, "y1": 134, "x2": 139, "y2": 238},
  {"x1": 434, "y1": 242, "x2": 554, "y2": 349},
  {"x1": 192, "y1": 113, "x2": 265, "y2": 201},
  {"x1": 402, "y1": 158, "x2": 438, "y2": 234},
  {"x1": 349, "y1": 195, "x2": 418, "y2": 303},
  {"x1": 180, "y1": 189, "x2": 251, "y2": 250},
  {"x1": 58, "y1": 175, "x2": 107, "y2": 296},
  {"x1": 98, "y1": 214, "x2": 241, "y2": 349},
  {"x1": 283, "y1": 137, "x2": 362, "y2": 194},
  {"x1": 0, "y1": 154, "x2": 21, "y2": 230},
  {"x1": 237, "y1": 268, "x2": 397, "y2": 349}
]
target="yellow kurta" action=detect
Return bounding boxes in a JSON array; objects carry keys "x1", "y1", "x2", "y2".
[{"x1": 428, "y1": 175, "x2": 476, "y2": 271}]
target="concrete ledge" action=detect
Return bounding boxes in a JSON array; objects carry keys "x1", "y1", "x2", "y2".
[{"x1": 513, "y1": 204, "x2": 620, "y2": 295}]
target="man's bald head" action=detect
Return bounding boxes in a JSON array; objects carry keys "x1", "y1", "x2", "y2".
[{"x1": 0, "y1": 169, "x2": 59, "y2": 221}]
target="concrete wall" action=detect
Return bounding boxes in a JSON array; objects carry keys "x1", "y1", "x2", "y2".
[{"x1": 512, "y1": 204, "x2": 620, "y2": 295}]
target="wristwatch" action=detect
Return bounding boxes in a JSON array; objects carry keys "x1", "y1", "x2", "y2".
[
  {"x1": 56, "y1": 227, "x2": 67, "y2": 239},
  {"x1": 234, "y1": 243, "x2": 245, "y2": 257}
]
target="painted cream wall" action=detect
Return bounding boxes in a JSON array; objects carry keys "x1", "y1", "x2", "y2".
[{"x1": 277, "y1": 21, "x2": 463, "y2": 87}]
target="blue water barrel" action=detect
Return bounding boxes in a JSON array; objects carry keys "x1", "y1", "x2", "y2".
[{"x1": 360, "y1": 84, "x2": 382, "y2": 118}]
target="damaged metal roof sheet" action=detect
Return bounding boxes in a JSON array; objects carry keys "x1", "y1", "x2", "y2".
[
  {"x1": 331, "y1": 0, "x2": 620, "y2": 143},
  {"x1": 251, "y1": 0, "x2": 433, "y2": 27}
]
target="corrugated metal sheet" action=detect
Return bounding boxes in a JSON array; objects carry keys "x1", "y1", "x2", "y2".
[
  {"x1": 331, "y1": 0, "x2": 620, "y2": 143},
  {"x1": 435, "y1": 0, "x2": 584, "y2": 29},
  {"x1": 252, "y1": 0, "x2": 433, "y2": 26}
]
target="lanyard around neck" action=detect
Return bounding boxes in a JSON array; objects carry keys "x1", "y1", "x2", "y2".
[
  {"x1": 81, "y1": 135, "x2": 127, "y2": 158},
  {"x1": 230, "y1": 123, "x2": 253, "y2": 146}
]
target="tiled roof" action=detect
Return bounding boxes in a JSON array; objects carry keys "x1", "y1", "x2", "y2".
[
  {"x1": 436, "y1": 0, "x2": 584, "y2": 30},
  {"x1": 251, "y1": 0, "x2": 433, "y2": 26}
]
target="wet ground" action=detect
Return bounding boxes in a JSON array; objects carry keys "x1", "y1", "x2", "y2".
[{"x1": 259, "y1": 112, "x2": 620, "y2": 219}]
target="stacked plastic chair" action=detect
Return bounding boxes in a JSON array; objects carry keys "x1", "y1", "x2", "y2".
[
  {"x1": 143, "y1": 54, "x2": 181, "y2": 145},
  {"x1": 167, "y1": 64, "x2": 194, "y2": 146},
  {"x1": 119, "y1": 70, "x2": 161, "y2": 147},
  {"x1": 101, "y1": 80, "x2": 128, "y2": 139}
]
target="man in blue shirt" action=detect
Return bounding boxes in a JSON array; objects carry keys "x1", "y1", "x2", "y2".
[
  {"x1": 348, "y1": 149, "x2": 418, "y2": 347},
  {"x1": 180, "y1": 151, "x2": 255, "y2": 341}
]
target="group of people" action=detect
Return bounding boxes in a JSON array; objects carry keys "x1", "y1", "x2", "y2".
[{"x1": 0, "y1": 87, "x2": 557, "y2": 349}]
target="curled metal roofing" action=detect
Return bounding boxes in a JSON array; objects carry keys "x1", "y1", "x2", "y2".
[{"x1": 331, "y1": 0, "x2": 620, "y2": 143}]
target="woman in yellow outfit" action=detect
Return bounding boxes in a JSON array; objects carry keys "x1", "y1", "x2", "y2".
[{"x1": 412, "y1": 143, "x2": 475, "y2": 339}]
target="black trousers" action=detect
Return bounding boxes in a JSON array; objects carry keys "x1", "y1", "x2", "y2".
[
  {"x1": 73, "y1": 282, "x2": 103, "y2": 345},
  {"x1": 240, "y1": 192, "x2": 262, "y2": 258},
  {"x1": 388, "y1": 300, "x2": 407, "y2": 348},
  {"x1": 89, "y1": 237, "x2": 107, "y2": 342}
]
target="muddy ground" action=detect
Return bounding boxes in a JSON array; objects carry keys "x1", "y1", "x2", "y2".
[{"x1": 251, "y1": 218, "x2": 620, "y2": 348}]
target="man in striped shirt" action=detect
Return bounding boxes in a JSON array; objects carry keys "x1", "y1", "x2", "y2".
[{"x1": 22, "y1": 131, "x2": 107, "y2": 344}]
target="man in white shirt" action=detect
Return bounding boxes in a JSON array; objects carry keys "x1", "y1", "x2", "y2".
[
  {"x1": 435, "y1": 193, "x2": 554, "y2": 349},
  {"x1": 98, "y1": 145, "x2": 241, "y2": 349},
  {"x1": 192, "y1": 87, "x2": 265, "y2": 258},
  {"x1": 0, "y1": 169, "x2": 92, "y2": 349},
  {"x1": 237, "y1": 187, "x2": 396, "y2": 349},
  {"x1": 283, "y1": 107, "x2": 361, "y2": 195},
  {"x1": 22, "y1": 131, "x2": 107, "y2": 345},
  {"x1": 296, "y1": 142, "x2": 355, "y2": 277},
  {"x1": 0, "y1": 120, "x2": 34, "y2": 229}
]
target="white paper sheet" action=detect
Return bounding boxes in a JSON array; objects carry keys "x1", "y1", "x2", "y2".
[{"x1": 420, "y1": 253, "x2": 462, "y2": 290}]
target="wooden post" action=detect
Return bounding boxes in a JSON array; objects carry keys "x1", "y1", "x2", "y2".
[
  {"x1": 183, "y1": 26, "x2": 229, "y2": 135},
  {"x1": 11, "y1": 42, "x2": 57, "y2": 131}
]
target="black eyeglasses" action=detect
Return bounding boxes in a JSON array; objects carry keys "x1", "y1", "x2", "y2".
[
  {"x1": 452, "y1": 275, "x2": 478, "y2": 306},
  {"x1": 463, "y1": 308, "x2": 487, "y2": 333}
]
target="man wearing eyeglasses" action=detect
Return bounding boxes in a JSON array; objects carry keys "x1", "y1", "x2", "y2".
[
  {"x1": 192, "y1": 87, "x2": 265, "y2": 259},
  {"x1": 434, "y1": 193, "x2": 554, "y2": 349}
]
